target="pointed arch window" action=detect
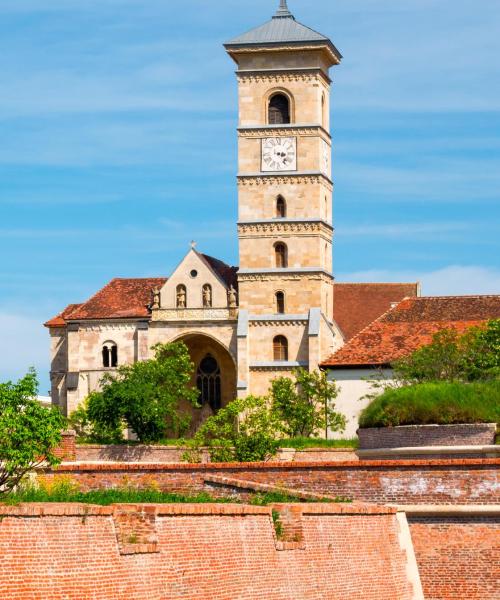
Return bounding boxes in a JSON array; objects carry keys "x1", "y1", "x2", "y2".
[
  {"x1": 275, "y1": 242, "x2": 288, "y2": 268},
  {"x1": 102, "y1": 342, "x2": 118, "y2": 368},
  {"x1": 268, "y1": 93, "x2": 290, "y2": 125},
  {"x1": 196, "y1": 354, "x2": 222, "y2": 411},
  {"x1": 273, "y1": 336, "x2": 289, "y2": 361},
  {"x1": 275, "y1": 291, "x2": 285, "y2": 314},
  {"x1": 176, "y1": 284, "x2": 187, "y2": 308},
  {"x1": 276, "y1": 195, "x2": 286, "y2": 218}
]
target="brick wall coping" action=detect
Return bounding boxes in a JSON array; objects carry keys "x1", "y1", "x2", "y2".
[
  {"x1": 0, "y1": 501, "x2": 394, "y2": 517},
  {"x1": 357, "y1": 445, "x2": 500, "y2": 458},
  {"x1": 76, "y1": 444, "x2": 356, "y2": 452},
  {"x1": 53, "y1": 457, "x2": 500, "y2": 472},
  {"x1": 395, "y1": 505, "x2": 500, "y2": 517}
]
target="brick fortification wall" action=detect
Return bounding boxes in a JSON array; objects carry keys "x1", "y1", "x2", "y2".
[
  {"x1": 358, "y1": 423, "x2": 497, "y2": 449},
  {"x1": 42, "y1": 458, "x2": 500, "y2": 505},
  {"x1": 0, "y1": 503, "x2": 418, "y2": 600},
  {"x1": 409, "y1": 513, "x2": 500, "y2": 600}
]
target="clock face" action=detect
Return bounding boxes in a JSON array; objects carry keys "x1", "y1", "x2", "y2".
[
  {"x1": 322, "y1": 140, "x2": 331, "y2": 175},
  {"x1": 261, "y1": 137, "x2": 297, "y2": 172}
]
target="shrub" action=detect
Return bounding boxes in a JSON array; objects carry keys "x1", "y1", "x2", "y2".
[
  {"x1": 393, "y1": 319, "x2": 500, "y2": 384},
  {"x1": 185, "y1": 395, "x2": 281, "y2": 463},
  {"x1": 0, "y1": 370, "x2": 66, "y2": 497},
  {"x1": 79, "y1": 342, "x2": 198, "y2": 444},
  {"x1": 270, "y1": 369, "x2": 345, "y2": 438},
  {"x1": 359, "y1": 380, "x2": 500, "y2": 428}
]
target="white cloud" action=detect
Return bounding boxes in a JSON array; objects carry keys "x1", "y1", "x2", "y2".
[
  {"x1": 338, "y1": 265, "x2": 500, "y2": 296},
  {"x1": 338, "y1": 222, "x2": 470, "y2": 240}
]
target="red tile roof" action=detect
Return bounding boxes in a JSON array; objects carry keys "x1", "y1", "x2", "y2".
[
  {"x1": 201, "y1": 253, "x2": 239, "y2": 290},
  {"x1": 333, "y1": 283, "x2": 420, "y2": 341},
  {"x1": 45, "y1": 278, "x2": 167, "y2": 326},
  {"x1": 322, "y1": 295, "x2": 500, "y2": 368},
  {"x1": 44, "y1": 304, "x2": 83, "y2": 328}
]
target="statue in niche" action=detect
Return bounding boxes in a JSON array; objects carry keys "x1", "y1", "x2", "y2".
[
  {"x1": 202, "y1": 285, "x2": 212, "y2": 308},
  {"x1": 151, "y1": 287, "x2": 161, "y2": 310},
  {"x1": 228, "y1": 285, "x2": 238, "y2": 309},
  {"x1": 176, "y1": 286, "x2": 186, "y2": 308}
]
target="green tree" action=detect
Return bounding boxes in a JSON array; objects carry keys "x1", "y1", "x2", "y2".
[
  {"x1": 0, "y1": 370, "x2": 65, "y2": 498},
  {"x1": 271, "y1": 368, "x2": 345, "y2": 438},
  {"x1": 393, "y1": 319, "x2": 500, "y2": 384},
  {"x1": 186, "y1": 395, "x2": 281, "y2": 463},
  {"x1": 85, "y1": 342, "x2": 198, "y2": 443}
]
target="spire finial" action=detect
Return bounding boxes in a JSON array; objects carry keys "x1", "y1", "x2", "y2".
[{"x1": 274, "y1": 0, "x2": 293, "y2": 19}]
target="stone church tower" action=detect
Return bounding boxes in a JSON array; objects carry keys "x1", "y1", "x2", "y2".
[
  {"x1": 46, "y1": 1, "x2": 346, "y2": 418},
  {"x1": 225, "y1": 0, "x2": 343, "y2": 397}
]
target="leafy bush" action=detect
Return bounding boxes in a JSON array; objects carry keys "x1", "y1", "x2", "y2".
[
  {"x1": 393, "y1": 319, "x2": 500, "y2": 384},
  {"x1": 0, "y1": 370, "x2": 66, "y2": 497},
  {"x1": 77, "y1": 342, "x2": 198, "y2": 444},
  {"x1": 185, "y1": 395, "x2": 281, "y2": 463},
  {"x1": 271, "y1": 368, "x2": 345, "y2": 438},
  {"x1": 359, "y1": 380, "x2": 500, "y2": 428}
]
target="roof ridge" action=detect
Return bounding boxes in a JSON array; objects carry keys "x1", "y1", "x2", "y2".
[
  {"x1": 415, "y1": 294, "x2": 500, "y2": 300},
  {"x1": 335, "y1": 282, "x2": 418, "y2": 286}
]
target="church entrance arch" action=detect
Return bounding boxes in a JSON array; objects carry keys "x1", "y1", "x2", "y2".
[{"x1": 173, "y1": 333, "x2": 237, "y2": 427}]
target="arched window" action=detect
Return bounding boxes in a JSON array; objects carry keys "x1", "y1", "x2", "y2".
[
  {"x1": 273, "y1": 336, "x2": 289, "y2": 361},
  {"x1": 276, "y1": 291, "x2": 285, "y2": 314},
  {"x1": 102, "y1": 342, "x2": 118, "y2": 368},
  {"x1": 176, "y1": 284, "x2": 187, "y2": 308},
  {"x1": 275, "y1": 242, "x2": 288, "y2": 268},
  {"x1": 196, "y1": 354, "x2": 222, "y2": 411},
  {"x1": 321, "y1": 93, "x2": 326, "y2": 127},
  {"x1": 276, "y1": 195, "x2": 286, "y2": 218},
  {"x1": 268, "y1": 93, "x2": 290, "y2": 125},
  {"x1": 202, "y1": 284, "x2": 212, "y2": 308}
]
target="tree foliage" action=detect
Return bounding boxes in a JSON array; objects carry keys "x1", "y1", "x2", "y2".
[
  {"x1": 393, "y1": 319, "x2": 500, "y2": 384},
  {"x1": 187, "y1": 369, "x2": 345, "y2": 463},
  {"x1": 0, "y1": 370, "x2": 65, "y2": 497},
  {"x1": 83, "y1": 342, "x2": 198, "y2": 443},
  {"x1": 185, "y1": 395, "x2": 281, "y2": 463},
  {"x1": 271, "y1": 368, "x2": 345, "y2": 438}
]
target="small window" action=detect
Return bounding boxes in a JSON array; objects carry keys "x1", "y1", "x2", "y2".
[
  {"x1": 276, "y1": 291, "x2": 285, "y2": 314},
  {"x1": 273, "y1": 336, "x2": 289, "y2": 361},
  {"x1": 202, "y1": 284, "x2": 212, "y2": 308},
  {"x1": 275, "y1": 243, "x2": 288, "y2": 268},
  {"x1": 102, "y1": 342, "x2": 118, "y2": 368},
  {"x1": 321, "y1": 93, "x2": 326, "y2": 127},
  {"x1": 276, "y1": 195, "x2": 286, "y2": 218},
  {"x1": 176, "y1": 284, "x2": 187, "y2": 308},
  {"x1": 268, "y1": 93, "x2": 290, "y2": 125}
]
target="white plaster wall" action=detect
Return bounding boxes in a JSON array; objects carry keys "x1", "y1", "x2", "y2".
[{"x1": 326, "y1": 368, "x2": 394, "y2": 439}]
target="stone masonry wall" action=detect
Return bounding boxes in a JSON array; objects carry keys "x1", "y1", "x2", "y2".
[
  {"x1": 40, "y1": 459, "x2": 500, "y2": 505},
  {"x1": 0, "y1": 503, "x2": 416, "y2": 600}
]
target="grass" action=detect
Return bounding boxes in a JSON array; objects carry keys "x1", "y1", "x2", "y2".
[
  {"x1": 279, "y1": 437, "x2": 359, "y2": 449},
  {"x1": 359, "y1": 380, "x2": 500, "y2": 429},
  {"x1": 5, "y1": 480, "x2": 350, "y2": 506}
]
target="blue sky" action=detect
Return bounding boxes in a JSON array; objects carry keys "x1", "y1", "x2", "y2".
[{"x1": 1, "y1": 0, "x2": 499, "y2": 394}]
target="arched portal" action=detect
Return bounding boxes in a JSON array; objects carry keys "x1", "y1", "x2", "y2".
[{"x1": 174, "y1": 333, "x2": 237, "y2": 429}]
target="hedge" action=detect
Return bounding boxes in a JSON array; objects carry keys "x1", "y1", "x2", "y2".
[{"x1": 359, "y1": 380, "x2": 500, "y2": 429}]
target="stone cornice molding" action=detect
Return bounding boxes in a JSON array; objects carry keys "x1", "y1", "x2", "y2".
[
  {"x1": 229, "y1": 43, "x2": 340, "y2": 67},
  {"x1": 238, "y1": 268, "x2": 333, "y2": 283},
  {"x1": 250, "y1": 361, "x2": 309, "y2": 371},
  {"x1": 68, "y1": 320, "x2": 148, "y2": 332},
  {"x1": 236, "y1": 67, "x2": 331, "y2": 85},
  {"x1": 238, "y1": 220, "x2": 333, "y2": 238},
  {"x1": 238, "y1": 124, "x2": 331, "y2": 141},
  {"x1": 237, "y1": 172, "x2": 333, "y2": 189}
]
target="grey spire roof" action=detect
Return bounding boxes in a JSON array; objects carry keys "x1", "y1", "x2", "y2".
[{"x1": 225, "y1": 0, "x2": 339, "y2": 57}]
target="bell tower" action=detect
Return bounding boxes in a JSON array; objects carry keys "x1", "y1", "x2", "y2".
[{"x1": 225, "y1": 1, "x2": 343, "y2": 396}]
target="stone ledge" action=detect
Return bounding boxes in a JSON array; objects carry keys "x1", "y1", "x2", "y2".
[
  {"x1": 396, "y1": 505, "x2": 500, "y2": 517},
  {"x1": 357, "y1": 445, "x2": 500, "y2": 459}
]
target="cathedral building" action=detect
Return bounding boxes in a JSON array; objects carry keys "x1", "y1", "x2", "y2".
[{"x1": 45, "y1": 1, "x2": 419, "y2": 426}]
